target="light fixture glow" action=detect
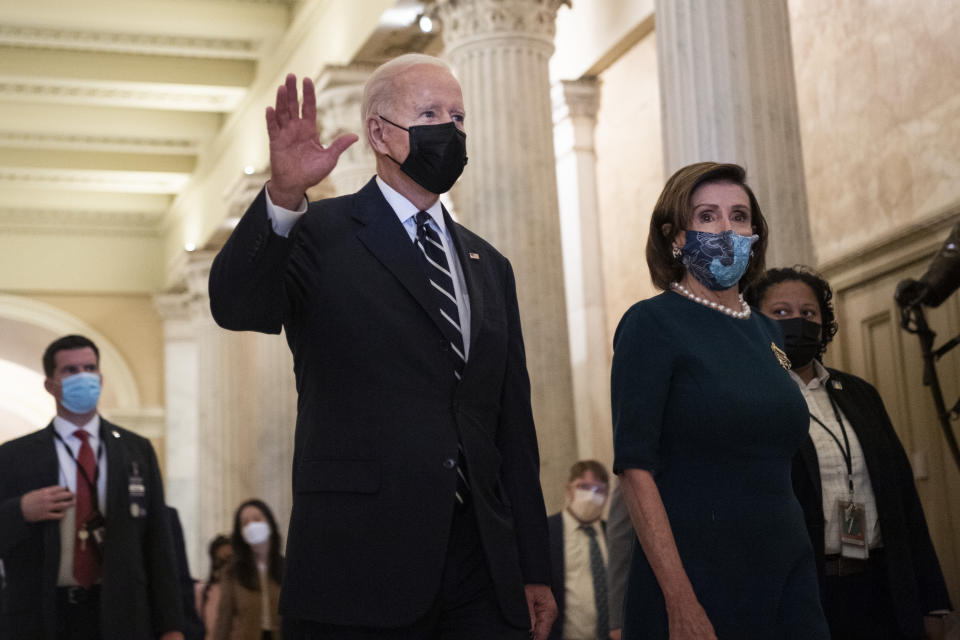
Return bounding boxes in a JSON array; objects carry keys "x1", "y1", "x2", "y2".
[
  {"x1": 244, "y1": 166, "x2": 255, "y2": 175},
  {"x1": 419, "y1": 15, "x2": 433, "y2": 33},
  {"x1": 185, "y1": 242, "x2": 196, "y2": 252}
]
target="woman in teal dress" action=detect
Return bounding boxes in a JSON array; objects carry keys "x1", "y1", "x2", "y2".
[{"x1": 611, "y1": 162, "x2": 828, "y2": 639}]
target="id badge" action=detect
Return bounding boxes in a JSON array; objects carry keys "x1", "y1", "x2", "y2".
[
  {"x1": 128, "y1": 462, "x2": 147, "y2": 518},
  {"x1": 838, "y1": 499, "x2": 868, "y2": 559}
]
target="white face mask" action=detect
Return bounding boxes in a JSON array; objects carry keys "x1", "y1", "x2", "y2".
[
  {"x1": 242, "y1": 521, "x2": 271, "y2": 546},
  {"x1": 568, "y1": 488, "x2": 606, "y2": 523}
]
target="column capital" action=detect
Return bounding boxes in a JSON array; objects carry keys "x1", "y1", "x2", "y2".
[
  {"x1": 552, "y1": 77, "x2": 600, "y2": 124},
  {"x1": 431, "y1": 0, "x2": 569, "y2": 51}
]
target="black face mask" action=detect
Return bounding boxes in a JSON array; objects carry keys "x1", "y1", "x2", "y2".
[
  {"x1": 380, "y1": 116, "x2": 468, "y2": 194},
  {"x1": 776, "y1": 317, "x2": 822, "y2": 368}
]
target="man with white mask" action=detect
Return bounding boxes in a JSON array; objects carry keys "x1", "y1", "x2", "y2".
[{"x1": 547, "y1": 461, "x2": 612, "y2": 640}]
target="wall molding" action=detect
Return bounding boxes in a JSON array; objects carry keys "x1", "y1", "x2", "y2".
[{"x1": 818, "y1": 202, "x2": 960, "y2": 293}]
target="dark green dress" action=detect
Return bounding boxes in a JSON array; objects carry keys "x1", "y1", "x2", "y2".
[{"x1": 611, "y1": 292, "x2": 828, "y2": 639}]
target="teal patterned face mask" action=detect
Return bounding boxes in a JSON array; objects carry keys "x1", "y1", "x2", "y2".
[{"x1": 681, "y1": 229, "x2": 758, "y2": 290}]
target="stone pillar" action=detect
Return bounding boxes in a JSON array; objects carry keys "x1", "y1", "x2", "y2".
[
  {"x1": 552, "y1": 77, "x2": 613, "y2": 468},
  {"x1": 156, "y1": 244, "x2": 297, "y2": 576},
  {"x1": 432, "y1": 0, "x2": 576, "y2": 510},
  {"x1": 315, "y1": 64, "x2": 377, "y2": 198},
  {"x1": 655, "y1": 0, "x2": 813, "y2": 266}
]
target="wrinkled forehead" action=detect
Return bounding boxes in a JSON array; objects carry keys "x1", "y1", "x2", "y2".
[{"x1": 392, "y1": 64, "x2": 463, "y2": 107}]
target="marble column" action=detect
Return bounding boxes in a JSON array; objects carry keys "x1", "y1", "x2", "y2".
[
  {"x1": 315, "y1": 64, "x2": 377, "y2": 198},
  {"x1": 655, "y1": 0, "x2": 813, "y2": 266},
  {"x1": 552, "y1": 77, "x2": 613, "y2": 468},
  {"x1": 156, "y1": 246, "x2": 297, "y2": 576},
  {"x1": 432, "y1": 0, "x2": 577, "y2": 510}
]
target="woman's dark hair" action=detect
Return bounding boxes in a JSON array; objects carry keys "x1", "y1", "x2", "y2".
[
  {"x1": 229, "y1": 498, "x2": 283, "y2": 591},
  {"x1": 646, "y1": 162, "x2": 769, "y2": 291},
  {"x1": 201, "y1": 534, "x2": 231, "y2": 610},
  {"x1": 744, "y1": 265, "x2": 840, "y2": 360}
]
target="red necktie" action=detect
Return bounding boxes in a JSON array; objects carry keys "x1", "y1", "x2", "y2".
[{"x1": 73, "y1": 429, "x2": 101, "y2": 588}]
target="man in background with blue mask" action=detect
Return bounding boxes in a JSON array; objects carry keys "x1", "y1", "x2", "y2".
[
  {"x1": 210, "y1": 53, "x2": 557, "y2": 639},
  {"x1": 0, "y1": 334, "x2": 185, "y2": 640}
]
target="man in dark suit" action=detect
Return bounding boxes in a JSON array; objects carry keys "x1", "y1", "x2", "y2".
[
  {"x1": 547, "y1": 461, "x2": 611, "y2": 640},
  {"x1": 208, "y1": 53, "x2": 557, "y2": 639},
  {"x1": 0, "y1": 334, "x2": 184, "y2": 640}
]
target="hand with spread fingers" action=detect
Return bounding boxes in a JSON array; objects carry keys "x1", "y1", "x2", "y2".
[
  {"x1": 265, "y1": 73, "x2": 358, "y2": 209},
  {"x1": 20, "y1": 485, "x2": 74, "y2": 522}
]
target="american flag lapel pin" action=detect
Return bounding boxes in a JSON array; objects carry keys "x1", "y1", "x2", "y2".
[{"x1": 468, "y1": 252, "x2": 480, "y2": 260}]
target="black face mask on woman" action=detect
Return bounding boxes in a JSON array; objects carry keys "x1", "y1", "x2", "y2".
[
  {"x1": 776, "y1": 317, "x2": 821, "y2": 368},
  {"x1": 379, "y1": 116, "x2": 468, "y2": 194}
]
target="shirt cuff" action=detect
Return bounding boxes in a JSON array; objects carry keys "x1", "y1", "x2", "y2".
[{"x1": 264, "y1": 186, "x2": 307, "y2": 238}]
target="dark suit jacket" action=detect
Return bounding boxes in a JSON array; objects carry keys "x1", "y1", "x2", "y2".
[
  {"x1": 208, "y1": 178, "x2": 550, "y2": 628},
  {"x1": 792, "y1": 368, "x2": 951, "y2": 639},
  {"x1": 0, "y1": 418, "x2": 184, "y2": 640},
  {"x1": 167, "y1": 506, "x2": 205, "y2": 640},
  {"x1": 547, "y1": 511, "x2": 607, "y2": 640}
]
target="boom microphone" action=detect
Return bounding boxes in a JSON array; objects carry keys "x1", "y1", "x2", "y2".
[{"x1": 895, "y1": 221, "x2": 960, "y2": 309}]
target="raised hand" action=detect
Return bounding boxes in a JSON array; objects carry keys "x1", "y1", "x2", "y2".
[
  {"x1": 265, "y1": 73, "x2": 358, "y2": 209},
  {"x1": 21, "y1": 485, "x2": 74, "y2": 522}
]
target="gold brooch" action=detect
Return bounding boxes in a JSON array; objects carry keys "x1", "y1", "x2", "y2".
[{"x1": 771, "y1": 342, "x2": 791, "y2": 370}]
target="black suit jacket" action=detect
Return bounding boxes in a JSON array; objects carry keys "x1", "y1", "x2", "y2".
[
  {"x1": 208, "y1": 178, "x2": 550, "y2": 628},
  {"x1": 792, "y1": 368, "x2": 951, "y2": 638},
  {"x1": 0, "y1": 418, "x2": 184, "y2": 640}
]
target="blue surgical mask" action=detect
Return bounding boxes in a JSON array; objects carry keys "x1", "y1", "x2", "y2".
[
  {"x1": 681, "y1": 229, "x2": 758, "y2": 291},
  {"x1": 60, "y1": 372, "x2": 101, "y2": 414}
]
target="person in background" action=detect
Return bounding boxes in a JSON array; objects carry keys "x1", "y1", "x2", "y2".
[
  {"x1": 214, "y1": 499, "x2": 283, "y2": 640},
  {"x1": 0, "y1": 334, "x2": 184, "y2": 640},
  {"x1": 611, "y1": 162, "x2": 828, "y2": 639},
  {"x1": 547, "y1": 460, "x2": 611, "y2": 640},
  {"x1": 196, "y1": 534, "x2": 233, "y2": 640},
  {"x1": 747, "y1": 265, "x2": 953, "y2": 639},
  {"x1": 168, "y1": 506, "x2": 206, "y2": 640}
]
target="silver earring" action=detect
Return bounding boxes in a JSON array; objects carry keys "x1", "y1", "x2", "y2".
[{"x1": 672, "y1": 246, "x2": 682, "y2": 259}]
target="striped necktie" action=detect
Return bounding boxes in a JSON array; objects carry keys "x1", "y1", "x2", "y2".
[
  {"x1": 582, "y1": 525, "x2": 610, "y2": 639},
  {"x1": 414, "y1": 211, "x2": 470, "y2": 505},
  {"x1": 415, "y1": 210, "x2": 466, "y2": 378}
]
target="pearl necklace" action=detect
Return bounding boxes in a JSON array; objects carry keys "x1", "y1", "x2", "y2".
[{"x1": 671, "y1": 282, "x2": 751, "y2": 319}]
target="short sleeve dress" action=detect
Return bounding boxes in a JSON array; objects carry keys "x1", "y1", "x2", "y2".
[{"x1": 611, "y1": 291, "x2": 828, "y2": 639}]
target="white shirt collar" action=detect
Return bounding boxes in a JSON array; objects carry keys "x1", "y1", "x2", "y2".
[
  {"x1": 788, "y1": 359, "x2": 831, "y2": 390},
  {"x1": 375, "y1": 175, "x2": 445, "y2": 233},
  {"x1": 53, "y1": 414, "x2": 101, "y2": 444}
]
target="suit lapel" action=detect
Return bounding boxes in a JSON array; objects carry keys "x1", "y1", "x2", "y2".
[
  {"x1": 353, "y1": 179, "x2": 452, "y2": 342},
  {"x1": 443, "y1": 208, "x2": 485, "y2": 356}
]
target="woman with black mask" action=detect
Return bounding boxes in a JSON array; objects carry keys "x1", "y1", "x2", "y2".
[{"x1": 748, "y1": 266, "x2": 952, "y2": 640}]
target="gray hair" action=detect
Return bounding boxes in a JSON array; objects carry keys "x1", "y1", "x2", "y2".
[{"x1": 361, "y1": 54, "x2": 454, "y2": 143}]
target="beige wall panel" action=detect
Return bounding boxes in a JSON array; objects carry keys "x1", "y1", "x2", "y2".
[
  {"x1": 594, "y1": 33, "x2": 663, "y2": 342},
  {"x1": 0, "y1": 234, "x2": 163, "y2": 293},
  {"x1": 834, "y1": 256, "x2": 960, "y2": 610},
  {"x1": 789, "y1": 0, "x2": 960, "y2": 264},
  {"x1": 25, "y1": 293, "x2": 164, "y2": 408}
]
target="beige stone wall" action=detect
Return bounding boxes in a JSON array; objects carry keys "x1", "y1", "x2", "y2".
[
  {"x1": 594, "y1": 33, "x2": 663, "y2": 342},
  {"x1": 788, "y1": 0, "x2": 960, "y2": 265}
]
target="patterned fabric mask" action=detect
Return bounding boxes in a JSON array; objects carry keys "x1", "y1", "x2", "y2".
[{"x1": 681, "y1": 229, "x2": 758, "y2": 291}]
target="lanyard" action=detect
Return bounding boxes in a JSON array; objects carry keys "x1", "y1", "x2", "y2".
[
  {"x1": 809, "y1": 386, "x2": 854, "y2": 495},
  {"x1": 52, "y1": 429, "x2": 104, "y2": 511}
]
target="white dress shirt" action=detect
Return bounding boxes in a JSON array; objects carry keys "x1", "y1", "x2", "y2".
[
  {"x1": 789, "y1": 361, "x2": 882, "y2": 555},
  {"x1": 53, "y1": 414, "x2": 108, "y2": 586},
  {"x1": 264, "y1": 179, "x2": 472, "y2": 358}
]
